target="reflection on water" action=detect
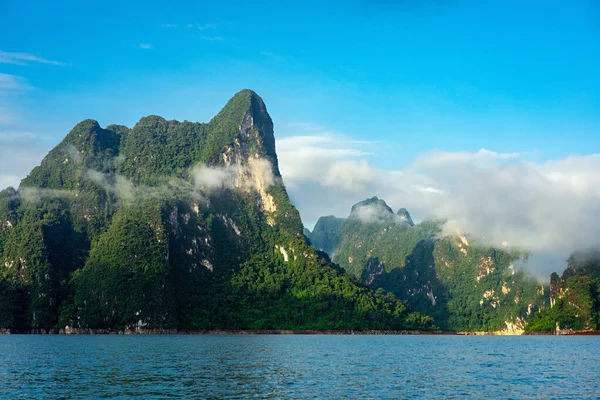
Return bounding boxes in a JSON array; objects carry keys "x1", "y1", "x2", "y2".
[{"x1": 0, "y1": 335, "x2": 599, "y2": 398}]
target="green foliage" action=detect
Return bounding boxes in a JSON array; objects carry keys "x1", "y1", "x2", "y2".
[{"x1": 71, "y1": 202, "x2": 176, "y2": 329}]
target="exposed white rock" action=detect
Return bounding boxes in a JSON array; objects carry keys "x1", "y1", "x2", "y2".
[
  {"x1": 498, "y1": 318, "x2": 524, "y2": 335},
  {"x1": 219, "y1": 214, "x2": 241, "y2": 236},
  {"x1": 537, "y1": 285, "x2": 545, "y2": 295},
  {"x1": 426, "y1": 288, "x2": 436, "y2": 306},
  {"x1": 201, "y1": 259, "x2": 214, "y2": 271},
  {"x1": 277, "y1": 245, "x2": 289, "y2": 262},
  {"x1": 475, "y1": 257, "x2": 495, "y2": 282},
  {"x1": 248, "y1": 157, "x2": 277, "y2": 213},
  {"x1": 507, "y1": 263, "x2": 515, "y2": 275}
]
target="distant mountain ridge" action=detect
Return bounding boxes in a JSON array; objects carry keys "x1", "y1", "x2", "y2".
[{"x1": 312, "y1": 198, "x2": 547, "y2": 332}]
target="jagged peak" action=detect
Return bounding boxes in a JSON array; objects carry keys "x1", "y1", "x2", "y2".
[
  {"x1": 211, "y1": 89, "x2": 269, "y2": 124},
  {"x1": 71, "y1": 119, "x2": 101, "y2": 131},
  {"x1": 62, "y1": 119, "x2": 119, "y2": 150},
  {"x1": 0, "y1": 186, "x2": 18, "y2": 197},
  {"x1": 397, "y1": 208, "x2": 415, "y2": 226},
  {"x1": 210, "y1": 89, "x2": 278, "y2": 173},
  {"x1": 133, "y1": 115, "x2": 170, "y2": 130},
  {"x1": 350, "y1": 196, "x2": 394, "y2": 216}
]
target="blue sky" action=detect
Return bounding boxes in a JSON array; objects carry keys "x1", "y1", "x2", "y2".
[
  {"x1": 1, "y1": 0, "x2": 600, "y2": 265},
  {"x1": 1, "y1": 0, "x2": 599, "y2": 167}
]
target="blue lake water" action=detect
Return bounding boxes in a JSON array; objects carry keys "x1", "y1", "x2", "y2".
[{"x1": 0, "y1": 335, "x2": 598, "y2": 399}]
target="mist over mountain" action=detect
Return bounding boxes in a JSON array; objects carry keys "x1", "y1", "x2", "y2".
[
  {"x1": 311, "y1": 199, "x2": 550, "y2": 332},
  {"x1": 309, "y1": 195, "x2": 600, "y2": 332},
  {"x1": 277, "y1": 139, "x2": 600, "y2": 278}
]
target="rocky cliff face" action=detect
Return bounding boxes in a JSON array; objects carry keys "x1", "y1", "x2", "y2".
[{"x1": 0, "y1": 90, "x2": 433, "y2": 332}]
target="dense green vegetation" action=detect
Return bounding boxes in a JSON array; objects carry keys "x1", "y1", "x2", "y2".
[
  {"x1": 0, "y1": 89, "x2": 434, "y2": 332},
  {"x1": 318, "y1": 197, "x2": 547, "y2": 331}
]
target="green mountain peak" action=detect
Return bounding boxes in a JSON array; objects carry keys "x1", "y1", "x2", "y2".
[
  {"x1": 397, "y1": 208, "x2": 415, "y2": 226},
  {"x1": 0, "y1": 90, "x2": 434, "y2": 332},
  {"x1": 350, "y1": 196, "x2": 394, "y2": 220}
]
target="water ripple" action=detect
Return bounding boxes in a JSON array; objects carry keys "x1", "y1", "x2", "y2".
[{"x1": 0, "y1": 335, "x2": 599, "y2": 398}]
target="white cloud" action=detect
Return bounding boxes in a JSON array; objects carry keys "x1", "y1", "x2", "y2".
[
  {"x1": 0, "y1": 133, "x2": 50, "y2": 190},
  {"x1": 0, "y1": 131, "x2": 36, "y2": 141},
  {"x1": 276, "y1": 132, "x2": 373, "y2": 187},
  {"x1": 0, "y1": 107, "x2": 16, "y2": 126},
  {"x1": 277, "y1": 129, "x2": 600, "y2": 278},
  {"x1": 0, "y1": 50, "x2": 67, "y2": 66},
  {"x1": 0, "y1": 73, "x2": 30, "y2": 91},
  {"x1": 414, "y1": 148, "x2": 521, "y2": 167},
  {"x1": 0, "y1": 175, "x2": 21, "y2": 190},
  {"x1": 139, "y1": 43, "x2": 153, "y2": 50},
  {"x1": 0, "y1": 74, "x2": 33, "y2": 130}
]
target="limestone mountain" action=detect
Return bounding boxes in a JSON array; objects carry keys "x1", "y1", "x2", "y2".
[
  {"x1": 0, "y1": 90, "x2": 434, "y2": 332},
  {"x1": 314, "y1": 198, "x2": 547, "y2": 332}
]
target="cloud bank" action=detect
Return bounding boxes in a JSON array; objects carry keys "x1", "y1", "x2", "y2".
[{"x1": 277, "y1": 132, "x2": 600, "y2": 277}]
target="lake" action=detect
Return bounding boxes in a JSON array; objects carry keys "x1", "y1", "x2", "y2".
[{"x1": 0, "y1": 335, "x2": 598, "y2": 399}]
